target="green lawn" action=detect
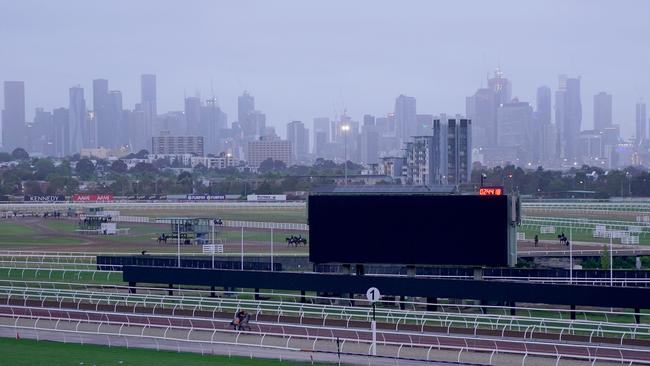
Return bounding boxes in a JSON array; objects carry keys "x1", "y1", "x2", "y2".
[
  {"x1": 519, "y1": 225, "x2": 650, "y2": 245},
  {"x1": 0, "y1": 221, "x2": 85, "y2": 247},
  {"x1": 121, "y1": 208, "x2": 307, "y2": 223},
  {"x1": 0, "y1": 338, "x2": 323, "y2": 366}
]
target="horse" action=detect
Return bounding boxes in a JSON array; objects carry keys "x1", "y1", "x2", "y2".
[
  {"x1": 157, "y1": 234, "x2": 168, "y2": 245},
  {"x1": 285, "y1": 235, "x2": 308, "y2": 247}
]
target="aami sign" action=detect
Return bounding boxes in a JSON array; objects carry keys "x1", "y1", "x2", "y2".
[{"x1": 72, "y1": 194, "x2": 114, "y2": 202}]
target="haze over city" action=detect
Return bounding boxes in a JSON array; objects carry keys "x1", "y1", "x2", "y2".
[{"x1": 2, "y1": 0, "x2": 649, "y2": 139}]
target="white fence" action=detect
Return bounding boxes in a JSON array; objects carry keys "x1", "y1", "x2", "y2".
[
  {"x1": 202, "y1": 244, "x2": 224, "y2": 254},
  {"x1": 539, "y1": 225, "x2": 555, "y2": 234}
]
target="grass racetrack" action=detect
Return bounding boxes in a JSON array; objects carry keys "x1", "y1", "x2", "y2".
[{"x1": 0, "y1": 337, "x2": 324, "y2": 366}]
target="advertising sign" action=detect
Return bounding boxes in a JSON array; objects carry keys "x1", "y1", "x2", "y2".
[
  {"x1": 24, "y1": 195, "x2": 66, "y2": 202},
  {"x1": 72, "y1": 194, "x2": 114, "y2": 202}
]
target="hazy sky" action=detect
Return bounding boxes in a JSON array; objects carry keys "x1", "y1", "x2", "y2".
[{"x1": 1, "y1": 0, "x2": 649, "y2": 138}]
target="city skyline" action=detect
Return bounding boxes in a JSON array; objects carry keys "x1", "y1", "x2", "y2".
[{"x1": 1, "y1": 0, "x2": 649, "y2": 139}]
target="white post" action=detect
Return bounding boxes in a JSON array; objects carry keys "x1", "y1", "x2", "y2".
[
  {"x1": 610, "y1": 235, "x2": 613, "y2": 286},
  {"x1": 241, "y1": 226, "x2": 244, "y2": 271},
  {"x1": 270, "y1": 227, "x2": 274, "y2": 271},
  {"x1": 371, "y1": 303, "x2": 377, "y2": 356},
  {"x1": 569, "y1": 226, "x2": 573, "y2": 284},
  {"x1": 177, "y1": 222, "x2": 181, "y2": 268},
  {"x1": 211, "y1": 221, "x2": 215, "y2": 269}
]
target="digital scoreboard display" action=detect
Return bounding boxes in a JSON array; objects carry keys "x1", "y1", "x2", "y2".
[
  {"x1": 479, "y1": 187, "x2": 504, "y2": 196},
  {"x1": 308, "y1": 194, "x2": 514, "y2": 267}
]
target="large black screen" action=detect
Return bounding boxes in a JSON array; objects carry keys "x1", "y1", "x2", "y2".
[{"x1": 308, "y1": 194, "x2": 510, "y2": 266}]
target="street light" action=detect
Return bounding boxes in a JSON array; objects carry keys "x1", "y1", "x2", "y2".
[{"x1": 341, "y1": 124, "x2": 350, "y2": 185}]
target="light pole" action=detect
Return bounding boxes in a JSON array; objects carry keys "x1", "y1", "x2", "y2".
[
  {"x1": 177, "y1": 222, "x2": 181, "y2": 268},
  {"x1": 341, "y1": 124, "x2": 350, "y2": 185}
]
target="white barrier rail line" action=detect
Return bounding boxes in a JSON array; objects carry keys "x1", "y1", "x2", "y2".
[
  {"x1": 2, "y1": 277, "x2": 648, "y2": 329},
  {"x1": 4, "y1": 324, "x2": 649, "y2": 366},
  {"x1": 2, "y1": 285, "x2": 648, "y2": 341},
  {"x1": 2, "y1": 304, "x2": 649, "y2": 364}
]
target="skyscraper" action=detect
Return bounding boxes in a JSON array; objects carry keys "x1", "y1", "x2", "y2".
[
  {"x1": 487, "y1": 68, "x2": 512, "y2": 106},
  {"x1": 404, "y1": 116, "x2": 471, "y2": 185},
  {"x1": 141, "y1": 74, "x2": 157, "y2": 148},
  {"x1": 636, "y1": 101, "x2": 647, "y2": 144},
  {"x1": 286, "y1": 120, "x2": 309, "y2": 163},
  {"x1": 359, "y1": 124, "x2": 379, "y2": 165},
  {"x1": 313, "y1": 117, "x2": 330, "y2": 157},
  {"x1": 108, "y1": 91, "x2": 125, "y2": 148},
  {"x1": 2, "y1": 81, "x2": 26, "y2": 151},
  {"x1": 184, "y1": 97, "x2": 202, "y2": 135},
  {"x1": 93, "y1": 79, "x2": 111, "y2": 148},
  {"x1": 68, "y1": 86, "x2": 86, "y2": 154},
  {"x1": 497, "y1": 100, "x2": 533, "y2": 162},
  {"x1": 395, "y1": 94, "x2": 416, "y2": 140},
  {"x1": 593, "y1": 92, "x2": 613, "y2": 132},
  {"x1": 555, "y1": 75, "x2": 582, "y2": 160},
  {"x1": 141, "y1": 74, "x2": 157, "y2": 116},
  {"x1": 52, "y1": 107, "x2": 69, "y2": 157},
  {"x1": 466, "y1": 88, "x2": 497, "y2": 147},
  {"x1": 535, "y1": 86, "x2": 553, "y2": 162},
  {"x1": 238, "y1": 91, "x2": 255, "y2": 137},
  {"x1": 201, "y1": 98, "x2": 228, "y2": 154}
]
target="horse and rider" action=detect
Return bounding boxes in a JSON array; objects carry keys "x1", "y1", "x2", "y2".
[
  {"x1": 157, "y1": 233, "x2": 168, "y2": 244},
  {"x1": 285, "y1": 234, "x2": 307, "y2": 247},
  {"x1": 557, "y1": 232, "x2": 570, "y2": 247},
  {"x1": 231, "y1": 310, "x2": 251, "y2": 331}
]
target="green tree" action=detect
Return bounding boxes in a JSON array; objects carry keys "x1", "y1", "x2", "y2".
[
  {"x1": 23, "y1": 180, "x2": 43, "y2": 195},
  {"x1": 11, "y1": 147, "x2": 29, "y2": 160},
  {"x1": 0, "y1": 152, "x2": 12, "y2": 162},
  {"x1": 75, "y1": 158, "x2": 95, "y2": 179},
  {"x1": 600, "y1": 245, "x2": 611, "y2": 270},
  {"x1": 110, "y1": 160, "x2": 128, "y2": 173},
  {"x1": 33, "y1": 159, "x2": 56, "y2": 180}
]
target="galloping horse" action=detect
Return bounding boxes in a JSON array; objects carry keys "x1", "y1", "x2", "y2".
[
  {"x1": 285, "y1": 235, "x2": 307, "y2": 247},
  {"x1": 157, "y1": 233, "x2": 168, "y2": 245}
]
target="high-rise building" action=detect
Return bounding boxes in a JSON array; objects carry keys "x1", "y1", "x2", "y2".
[
  {"x1": 433, "y1": 116, "x2": 472, "y2": 185},
  {"x1": 200, "y1": 98, "x2": 228, "y2": 154},
  {"x1": 141, "y1": 74, "x2": 157, "y2": 116},
  {"x1": 52, "y1": 107, "x2": 69, "y2": 157},
  {"x1": 151, "y1": 135, "x2": 204, "y2": 156},
  {"x1": 246, "y1": 136, "x2": 292, "y2": 167},
  {"x1": 636, "y1": 101, "x2": 647, "y2": 144},
  {"x1": 238, "y1": 91, "x2": 255, "y2": 137},
  {"x1": 2, "y1": 81, "x2": 26, "y2": 151},
  {"x1": 404, "y1": 116, "x2": 471, "y2": 186},
  {"x1": 184, "y1": 97, "x2": 202, "y2": 135},
  {"x1": 28, "y1": 108, "x2": 53, "y2": 154},
  {"x1": 535, "y1": 86, "x2": 553, "y2": 162},
  {"x1": 106, "y1": 91, "x2": 124, "y2": 148},
  {"x1": 395, "y1": 94, "x2": 416, "y2": 140},
  {"x1": 416, "y1": 114, "x2": 434, "y2": 136},
  {"x1": 68, "y1": 86, "x2": 86, "y2": 154},
  {"x1": 555, "y1": 75, "x2": 582, "y2": 160},
  {"x1": 497, "y1": 100, "x2": 534, "y2": 162},
  {"x1": 488, "y1": 67, "x2": 512, "y2": 106},
  {"x1": 363, "y1": 114, "x2": 375, "y2": 127},
  {"x1": 466, "y1": 88, "x2": 497, "y2": 147},
  {"x1": 93, "y1": 79, "x2": 111, "y2": 148},
  {"x1": 593, "y1": 92, "x2": 613, "y2": 132},
  {"x1": 286, "y1": 121, "x2": 309, "y2": 163},
  {"x1": 313, "y1": 117, "x2": 330, "y2": 157},
  {"x1": 359, "y1": 124, "x2": 379, "y2": 165},
  {"x1": 404, "y1": 136, "x2": 435, "y2": 185},
  {"x1": 141, "y1": 74, "x2": 157, "y2": 147}
]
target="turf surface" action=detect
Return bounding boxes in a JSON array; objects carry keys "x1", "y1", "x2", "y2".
[{"x1": 0, "y1": 337, "x2": 324, "y2": 365}]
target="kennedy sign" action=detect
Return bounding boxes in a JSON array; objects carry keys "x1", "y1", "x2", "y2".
[
  {"x1": 72, "y1": 194, "x2": 114, "y2": 202},
  {"x1": 24, "y1": 195, "x2": 66, "y2": 202}
]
